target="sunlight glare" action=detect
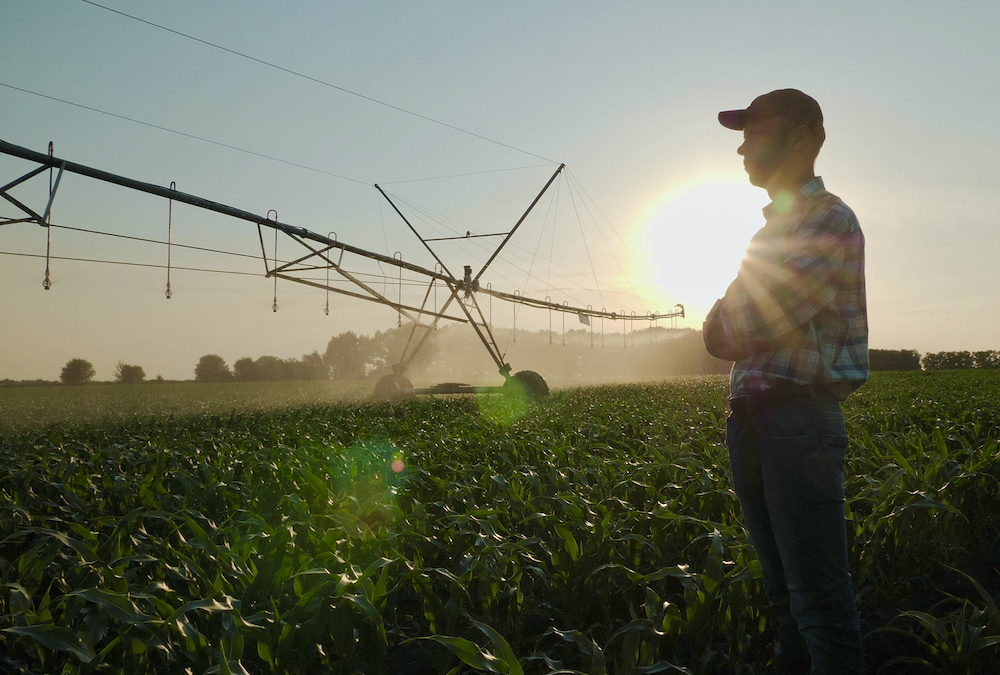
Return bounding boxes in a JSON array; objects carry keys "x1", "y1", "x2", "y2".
[{"x1": 638, "y1": 177, "x2": 769, "y2": 311}]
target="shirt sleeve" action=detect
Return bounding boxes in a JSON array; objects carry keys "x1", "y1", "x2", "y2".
[{"x1": 703, "y1": 200, "x2": 849, "y2": 360}]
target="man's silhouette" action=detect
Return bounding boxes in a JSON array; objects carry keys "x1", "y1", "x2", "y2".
[{"x1": 705, "y1": 89, "x2": 868, "y2": 674}]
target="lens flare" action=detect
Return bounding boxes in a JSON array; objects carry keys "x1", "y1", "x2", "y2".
[
  {"x1": 477, "y1": 389, "x2": 529, "y2": 425},
  {"x1": 330, "y1": 440, "x2": 409, "y2": 534}
]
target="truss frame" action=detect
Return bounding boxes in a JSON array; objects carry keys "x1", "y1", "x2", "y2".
[{"x1": 0, "y1": 138, "x2": 685, "y2": 384}]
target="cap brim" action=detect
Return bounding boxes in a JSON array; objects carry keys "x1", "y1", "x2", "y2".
[{"x1": 718, "y1": 109, "x2": 747, "y2": 130}]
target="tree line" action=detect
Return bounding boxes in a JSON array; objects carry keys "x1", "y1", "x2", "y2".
[
  {"x1": 188, "y1": 324, "x2": 730, "y2": 385},
  {"x1": 867, "y1": 349, "x2": 1000, "y2": 371},
  {"x1": 194, "y1": 352, "x2": 329, "y2": 383},
  {"x1": 189, "y1": 328, "x2": 417, "y2": 383},
  {"x1": 48, "y1": 344, "x2": 1000, "y2": 386},
  {"x1": 920, "y1": 350, "x2": 1000, "y2": 370}
]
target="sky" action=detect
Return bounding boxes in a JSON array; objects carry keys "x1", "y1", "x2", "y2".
[{"x1": 2, "y1": 0, "x2": 998, "y2": 382}]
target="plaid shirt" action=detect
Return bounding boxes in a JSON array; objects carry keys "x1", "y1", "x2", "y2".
[{"x1": 703, "y1": 177, "x2": 868, "y2": 400}]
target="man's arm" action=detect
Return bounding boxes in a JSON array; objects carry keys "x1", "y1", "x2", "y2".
[
  {"x1": 703, "y1": 206, "x2": 852, "y2": 360},
  {"x1": 703, "y1": 291, "x2": 741, "y2": 360}
]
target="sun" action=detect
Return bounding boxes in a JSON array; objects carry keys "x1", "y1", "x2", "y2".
[{"x1": 637, "y1": 176, "x2": 769, "y2": 316}]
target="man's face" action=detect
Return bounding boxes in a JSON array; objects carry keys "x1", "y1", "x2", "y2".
[{"x1": 737, "y1": 116, "x2": 795, "y2": 188}]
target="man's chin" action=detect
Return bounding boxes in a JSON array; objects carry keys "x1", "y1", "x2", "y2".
[{"x1": 745, "y1": 170, "x2": 766, "y2": 188}]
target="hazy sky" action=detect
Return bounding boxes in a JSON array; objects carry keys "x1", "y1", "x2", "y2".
[{"x1": 2, "y1": 1, "x2": 998, "y2": 381}]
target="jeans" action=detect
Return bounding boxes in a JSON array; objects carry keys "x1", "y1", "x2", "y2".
[{"x1": 727, "y1": 390, "x2": 863, "y2": 675}]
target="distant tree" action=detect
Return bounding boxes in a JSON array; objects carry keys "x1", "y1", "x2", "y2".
[
  {"x1": 114, "y1": 361, "x2": 146, "y2": 384},
  {"x1": 947, "y1": 351, "x2": 975, "y2": 370},
  {"x1": 233, "y1": 352, "x2": 330, "y2": 382},
  {"x1": 922, "y1": 351, "x2": 975, "y2": 371},
  {"x1": 233, "y1": 357, "x2": 257, "y2": 382},
  {"x1": 324, "y1": 331, "x2": 369, "y2": 379},
  {"x1": 60, "y1": 358, "x2": 96, "y2": 384},
  {"x1": 253, "y1": 355, "x2": 288, "y2": 381},
  {"x1": 973, "y1": 350, "x2": 1000, "y2": 369},
  {"x1": 194, "y1": 354, "x2": 233, "y2": 382},
  {"x1": 869, "y1": 349, "x2": 921, "y2": 372},
  {"x1": 297, "y1": 351, "x2": 329, "y2": 380}
]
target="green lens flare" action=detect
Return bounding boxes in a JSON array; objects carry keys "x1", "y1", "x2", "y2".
[{"x1": 477, "y1": 389, "x2": 529, "y2": 425}]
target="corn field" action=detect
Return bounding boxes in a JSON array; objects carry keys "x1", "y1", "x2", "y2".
[{"x1": 2, "y1": 370, "x2": 999, "y2": 674}]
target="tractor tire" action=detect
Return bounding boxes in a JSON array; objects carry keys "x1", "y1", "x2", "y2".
[
  {"x1": 504, "y1": 370, "x2": 549, "y2": 398},
  {"x1": 373, "y1": 373, "x2": 414, "y2": 400}
]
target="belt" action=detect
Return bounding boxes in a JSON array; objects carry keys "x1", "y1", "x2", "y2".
[{"x1": 728, "y1": 383, "x2": 827, "y2": 415}]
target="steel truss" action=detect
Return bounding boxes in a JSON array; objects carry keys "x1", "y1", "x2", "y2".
[{"x1": 1, "y1": 138, "x2": 684, "y2": 395}]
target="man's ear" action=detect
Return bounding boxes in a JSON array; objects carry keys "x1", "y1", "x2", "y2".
[{"x1": 790, "y1": 124, "x2": 812, "y2": 151}]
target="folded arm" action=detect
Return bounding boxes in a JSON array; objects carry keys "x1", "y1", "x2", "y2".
[{"x1": 704, "y1": 222, "x2": 844, "y2": 360}]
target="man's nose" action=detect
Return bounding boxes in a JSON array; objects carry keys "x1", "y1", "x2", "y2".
[{"x1": 737, "y1": 142, "x2": 745, "y2": 156}]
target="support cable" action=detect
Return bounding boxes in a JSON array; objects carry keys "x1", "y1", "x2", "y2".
[
  {"x1": 1, "y1": 250, "x2": 259, "y2": 276},
  {"x1": 502, "y1": 177, "x2": 559, "y2": 358},
  {"x1": 0, "y1": 82, "x2": 370, "y2": 186},
  {"x1": 2, "y1": 80, "x2": 551, "y2": 191},
  {"x1": 79, "y1": 0, "x2": 557, "y2": 163},
  {"x1": 382, "y1": 193, "x2": 558, "y2": 308},
  {"x1": 325, "y1": 231, "x2": 337, "y2": 315},
  {"x1": 47, "y1": 223, "x2": 270, "y2": 261},
  {"x1": 512, "y1": 291, "x2": 519, "y2": 343},
  {"x1": 43, "y1": 142, "x2": 54, "y2": 290},
  {"x1": 546, "y1": 295, "x2": 552, "y2": 345},
  {"x1": 166, "y1": 181, "x2": 174, "y2": 298},
  {"x1": 392, "y1": 184, "x2": 606, "y2": 312},
  {"x1": 545, "y1": 179, "x2": 560, "y2": 298},
  {"x1": 381, "y1": 187, "x2": 643, "y2": 311},
  {"x1": 379, "y1": 163, "x2": 554, "y2": 185},
  {"x1": 566, "y1": 169, "x2": 648, "y2": 305},
  {"x1": 17, "y1": 221, "x2": 426, "y2": 289},
  {"x1": 394, "y1": 252, "x2": 403, "y2": 327},
  {"x1": 268, "y1": 210, "x2": 278, "y2": 312},
  {"x1": 376, "y1": 192, "x2": 391, "y2": 299},
  {"x1": 562, "y1": 301, "x2": 568, "y2": 347},
  {"x1": 1, "y1": 81, "x2": 555, "y2": 186},
  {"x1": 384, "y1": 189, "x2": 570, "y2": 282},
  {"x1": 566, "y1": 175, "x2": 604, "y2": 309},
  {"x1": 380, "y1": 193, "x2": 531, "y2": 312}
]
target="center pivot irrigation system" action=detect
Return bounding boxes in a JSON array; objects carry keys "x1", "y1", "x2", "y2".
[{"x1": 1, "y1": 138, "x2": 684, "y2": 398}]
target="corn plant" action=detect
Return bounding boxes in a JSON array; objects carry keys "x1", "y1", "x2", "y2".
[{"x1": 2, "y1": 371, "x2": 1000, "y2": 673}]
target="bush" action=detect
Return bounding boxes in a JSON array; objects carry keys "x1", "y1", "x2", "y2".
[
  {"x1": 60, "y1": 358, "x2": 96, "y2": 384},
  {"x1": 114, "y1": 362, "x2": 146, "y2": 384},
  {"x1": 923, "y1": 351, "x2": 976, "y2": 370},
  {"x1": 870, "y1": 349, "x2": 921, "y2": 371},
  {"x1": 194, "y1": 354, "x2": 233, "y2": 382}
]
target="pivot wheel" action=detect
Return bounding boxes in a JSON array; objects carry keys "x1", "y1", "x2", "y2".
[
  {"x1": 373, "y1": 373, "x2": 414, "y2": 400},
  {"x1": 503, "y1": 370, "x2": 549, "y2": 398}
]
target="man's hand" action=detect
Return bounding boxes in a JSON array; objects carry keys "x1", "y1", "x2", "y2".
[{"x1": 703, "y1": 295, "x2": 741, "y2": 360}]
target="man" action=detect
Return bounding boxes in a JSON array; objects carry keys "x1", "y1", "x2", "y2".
[{"x1": 703, "y1": 89, "x2": 868, "y2": 674}]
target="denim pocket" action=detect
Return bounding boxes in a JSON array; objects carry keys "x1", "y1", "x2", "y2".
[
  {"x1": 758, "y1": 430, "x2": 845, "y2": 505},
  {"x1": 752, "y1": 400, "x2": 848, "y2": 504},
  {"x1": 750, "y1": 399, "x2": 811, "y2": 441}
]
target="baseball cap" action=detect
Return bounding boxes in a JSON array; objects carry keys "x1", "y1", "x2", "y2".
[{"x1": 718, "y1": 89, "x2": 825, "y2": 143}]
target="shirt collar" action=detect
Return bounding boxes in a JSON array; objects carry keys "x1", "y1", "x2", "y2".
[{"x1": 762, "y1": 176, "x2": 825, "y2": 221}]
